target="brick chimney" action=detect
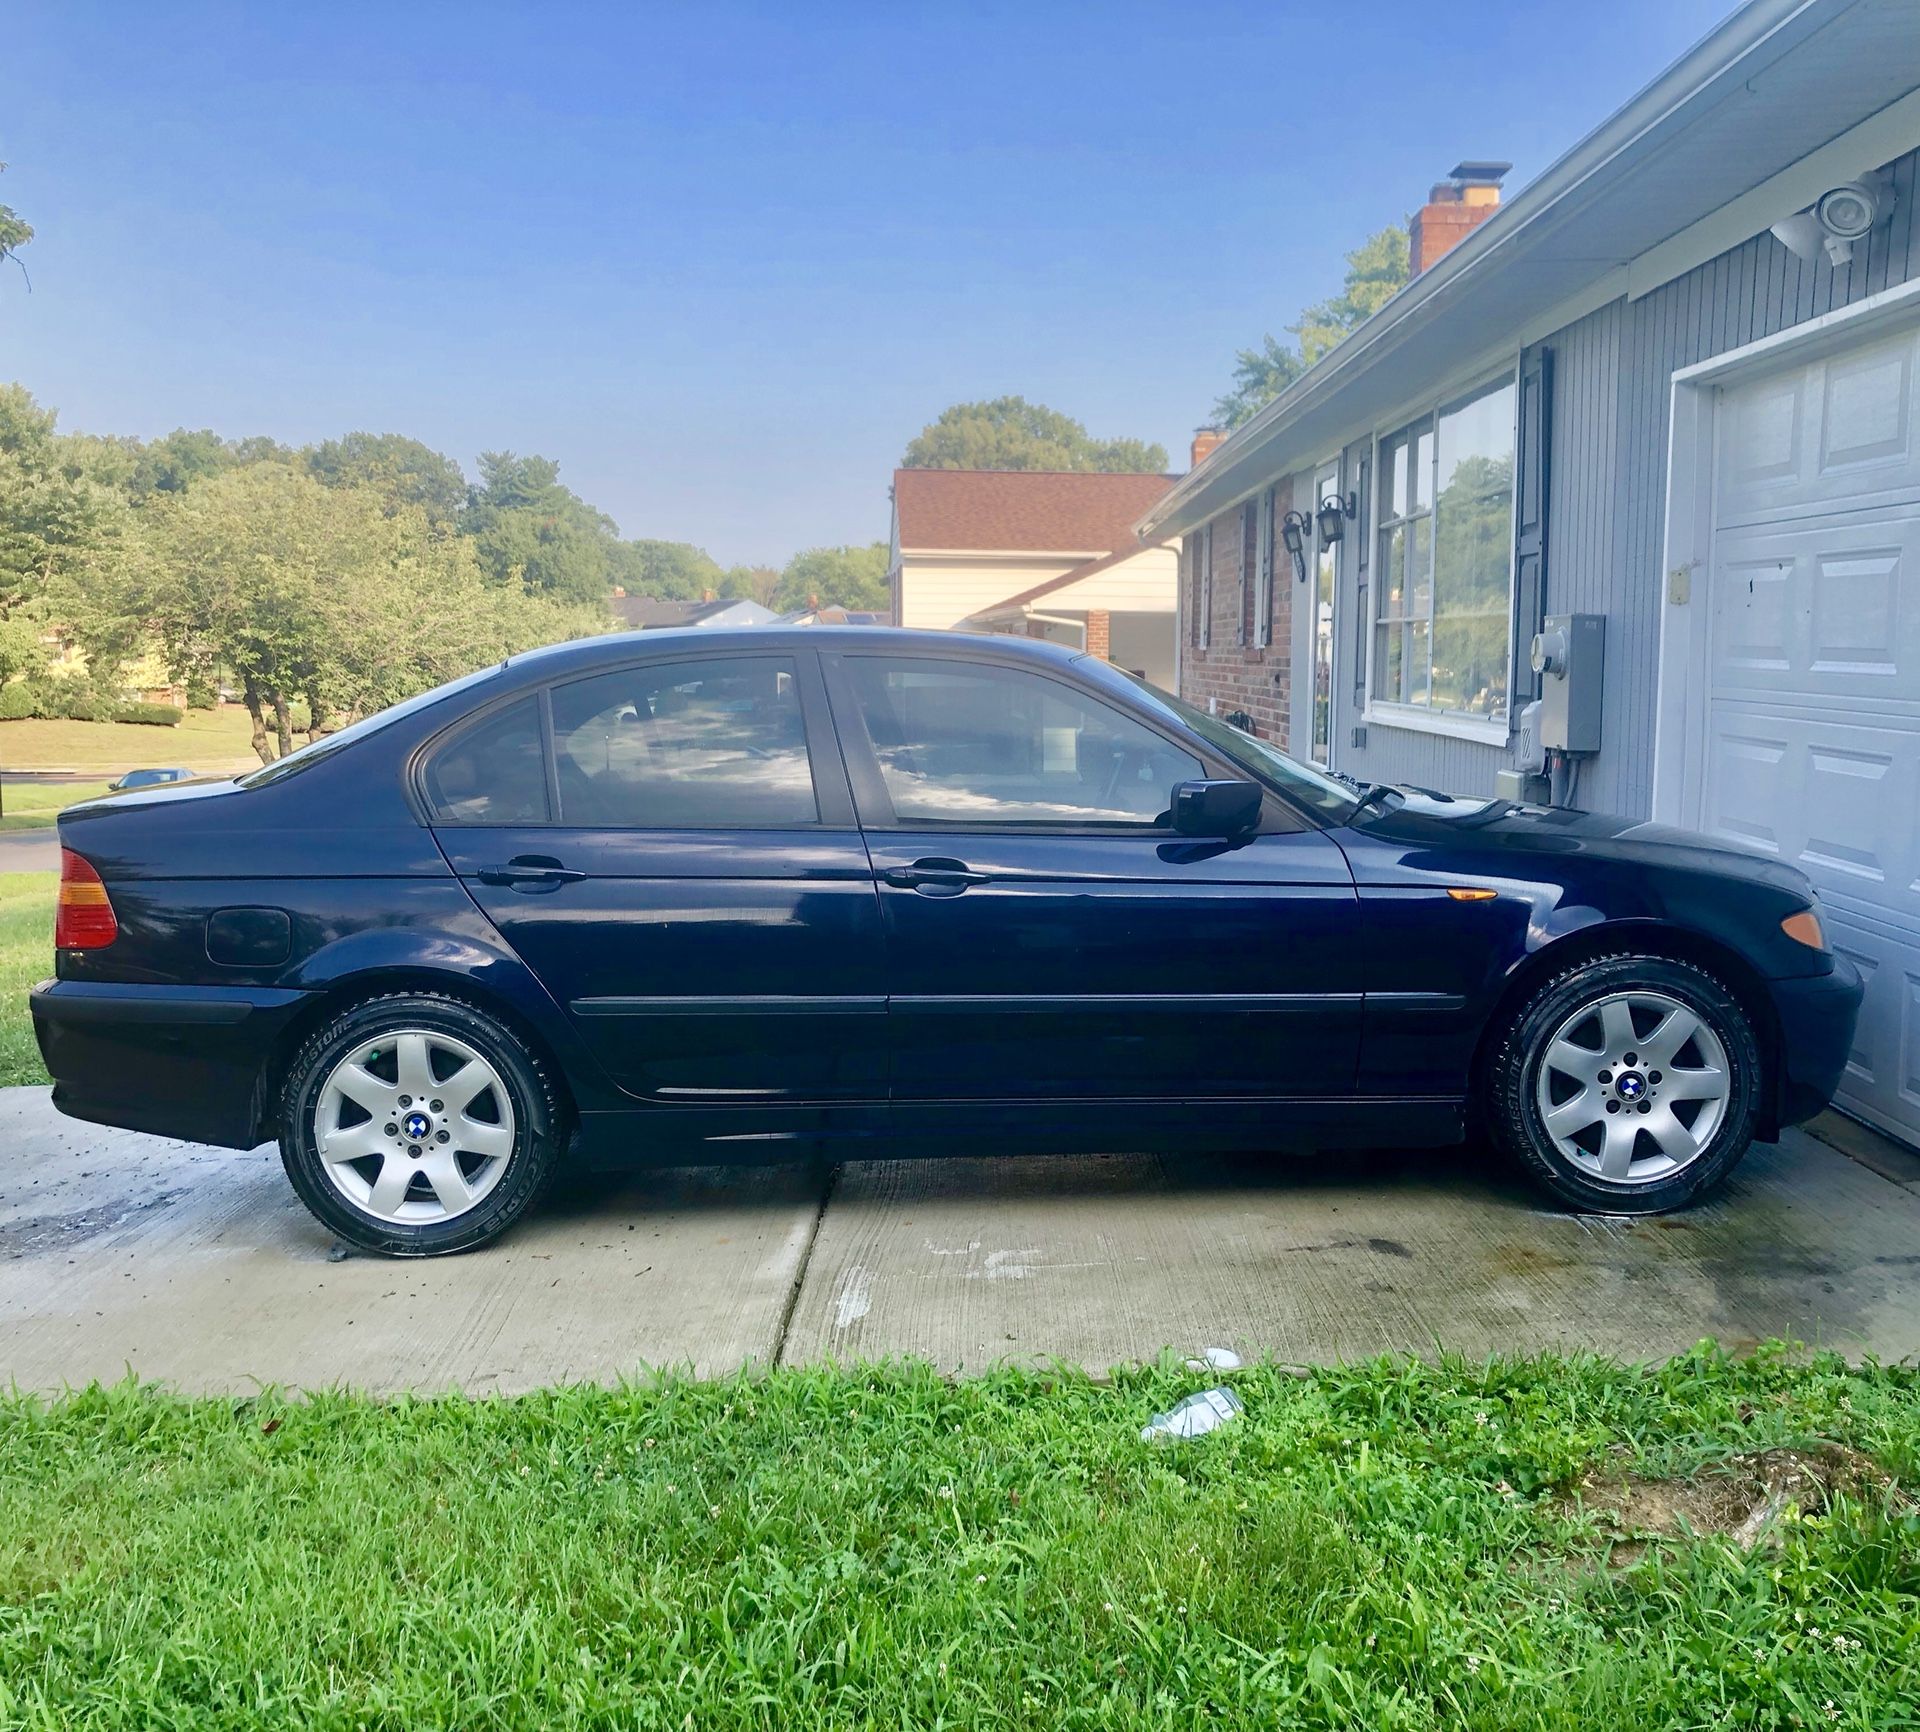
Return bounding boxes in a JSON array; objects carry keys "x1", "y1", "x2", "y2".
[
  {"x1": 1410, "y1": 160, "x2": 1510, "y2": 274},
  {"x1": 1190, "y1": 426, "x2": 1226, "y2": 469}
]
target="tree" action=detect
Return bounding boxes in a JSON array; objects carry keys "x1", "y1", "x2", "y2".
[
  {"x1": 614, "y1": 538, "x2": 724, "y2": 601},
  {"x1": 717, "y1": 563, "x2": 781, "y2": 605},
  {"x1": 773, "y1": 542, "x2": 889, "y2": 612},
  {"x1": 131, "y1": 428, "x2": 243, "y2": 497},
  {"x1": 0, "y1": 163, "x2": 30, "y2": 287},
  {"x1": 129, "y1": 466, "x2": 601, "y2": 763},
  {"x1": 902, "y1": 397, "x2": 1167, "y2": 473},
  {"x1": 0, "y1": 386, "x2": 132, "y2": 657},
  {"x1": 1213, "y1": 225, "x2": 1411, "y2": 428},
  {"x1": 462, "y1": 450, "x2": 623, "y2": 606},
  {"x1": 306, "y1": 432, "x2": 468, "y2": 527}
]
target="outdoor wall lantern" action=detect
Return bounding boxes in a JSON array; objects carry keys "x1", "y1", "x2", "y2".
[
  {"x1": 1316, "y1": 490, "x2": 1358, "y2": 547},
  {"x1": 1280, "y1": 509, "x2": 1312, "y2": 582}
]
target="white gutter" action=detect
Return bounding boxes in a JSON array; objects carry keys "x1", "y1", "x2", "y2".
[{"x1": 1137, "y1": 0, "x2": 1837, "y2": 542}]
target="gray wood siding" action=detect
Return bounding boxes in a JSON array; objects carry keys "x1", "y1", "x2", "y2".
[{"x1": 1331, "y1": 144, "x2": 1920, "y2": 815}]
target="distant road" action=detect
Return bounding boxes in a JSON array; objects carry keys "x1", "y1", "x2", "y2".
[{"x1": 0, "y1": 832, "x2": 58, "y2": 873}]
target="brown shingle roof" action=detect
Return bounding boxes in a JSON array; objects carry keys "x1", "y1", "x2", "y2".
[{"x1": 892, "y1": 469, "x2": 1177, "y2": 555}]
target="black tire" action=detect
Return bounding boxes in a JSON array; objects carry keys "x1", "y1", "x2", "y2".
[
  {"x1": 279, "y1": 991, "x2": 565, "y2": 1256},
  {"x1": 1486, "y1": 953, "x2": 1762, "y2": 1214}
]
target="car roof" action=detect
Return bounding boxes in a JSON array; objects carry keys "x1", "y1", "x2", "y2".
[{"x1": 498, "y1": 624, "x2": 1088, "y2": 681}]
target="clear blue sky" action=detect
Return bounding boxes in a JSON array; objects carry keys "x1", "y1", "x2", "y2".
[{"x1": 6, "y1": 0, "x2": 1730, "y2": 568}]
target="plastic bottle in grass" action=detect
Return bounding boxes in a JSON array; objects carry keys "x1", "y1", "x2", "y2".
[{"x1": 1140, "y1": 1386, "x2": 1243, "y2": 1442}]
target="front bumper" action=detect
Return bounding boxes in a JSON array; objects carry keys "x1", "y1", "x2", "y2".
[
  {"x1": 30, "y1": 979, "x2": 316, "y2": 1149},
  {"x1": 1766, "y1": 957, "x2": 1865, "y2": 1132}
]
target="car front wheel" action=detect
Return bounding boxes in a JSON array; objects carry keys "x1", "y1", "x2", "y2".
[
  {"x1": 279, "y1": 991, "x2": 564, "y2": 1256},
  {"x1": 1489, "y1": 954, "x2": 1762, "y2": 1214}
]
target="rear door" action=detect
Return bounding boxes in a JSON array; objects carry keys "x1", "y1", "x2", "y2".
[
  {"x1": 426, "y1": 649, "x2": 886, "y2": 1104},
  {"x1": 822, "y1": 648, "x2": 1362, "y2": 1102}
]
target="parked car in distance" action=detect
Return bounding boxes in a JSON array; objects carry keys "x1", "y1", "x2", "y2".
[
  {"x1": 107, "y1": 768, "x2": 195, "y2": 792},
  {"x1": 33, "y1": 628, "x2": 1861, "y2": 1256}
]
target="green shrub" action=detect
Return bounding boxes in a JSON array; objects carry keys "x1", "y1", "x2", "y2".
[
  {"x1": 184, "y1": 676, "x2": 218, "y2": 710},
  {"x1": 54, "y1": 688, "x2": 115, "y2": 723},
  {"x1": 0, "y1": 683, "x2": 34, "y2": 721},
  {"x1": 111, "y1": 702, "x2": 185, "y2": 727}
]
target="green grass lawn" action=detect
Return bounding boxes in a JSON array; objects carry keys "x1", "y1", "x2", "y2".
[
  {"x1": 0, "y1": 872, "x2": 52, "y2": 1087},
  {"x1": 0, "y1": 780, "x2": 113, "y2": 834},
  {"x1": 0, "y1": 704, "x2": 259, "y2": 774},
  {"x1": 0, "y1": 1348, "x2": 1915, "y2": 1728}
]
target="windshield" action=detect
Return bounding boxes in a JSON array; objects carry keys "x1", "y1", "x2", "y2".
[
  {"x1": 1116, "y1": 672, "x2": 1362, "y2": 823},
  {"x1": 237, "y1": 663, "x2": 507, "y2": 788}
]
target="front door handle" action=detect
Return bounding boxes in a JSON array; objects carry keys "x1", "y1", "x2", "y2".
[
  {"x1": 477, "y1": 855, "x2": 587, "y2": 891},
  {"x1": 882, "y1": 857, "x2": 991, "y2": 894}
]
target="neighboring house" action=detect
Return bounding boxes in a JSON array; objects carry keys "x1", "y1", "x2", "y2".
[
  {"x1": 776, "y1": 605, "x2": 886, "y2": 626},
  {"x1": 888, "y1": 468, "x2": 1180, "y2": 684},
  {"x1": 1142, "y1": 0, "x2": 1920, "y2": 1147},
  {"x1": 608, "y1": 595, "x2": 778, "y2": 630}
]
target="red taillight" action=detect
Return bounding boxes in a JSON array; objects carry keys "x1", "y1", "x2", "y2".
[{"x1": 55, "y1": 848, "x2": 119, "y2": 950}]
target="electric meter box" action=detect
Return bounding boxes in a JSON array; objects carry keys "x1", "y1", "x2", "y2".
[{"x1": 1534, "y1": 612, "x2": 1605, "y2": 754}]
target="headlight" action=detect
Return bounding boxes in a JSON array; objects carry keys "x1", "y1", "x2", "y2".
[{"x1": 1781, "y1": 908, "x2": 1827, "y2": 951}]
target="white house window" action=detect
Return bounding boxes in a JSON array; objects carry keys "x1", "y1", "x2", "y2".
[{"x1": 1370, "y1": 370, "x2": 1517, "y2": 729}]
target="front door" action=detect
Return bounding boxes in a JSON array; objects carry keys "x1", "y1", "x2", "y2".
[
  {"x1": 425, "y1": 651, "x2": 886, "y2": 1105},
  {"x1": 823, "y1": 650, "x2": 1362, "y2": 1103}
]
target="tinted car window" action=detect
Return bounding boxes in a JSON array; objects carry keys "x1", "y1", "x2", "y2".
[
  {"x1": 550, "y1": 656, "x2": 817, "y2": 828},
  {"x1": 422, "y1": 697, "x2": 549, "y2": 824},
  {"x1": 845, "y1": 658, "x2": 1203, "y2": 827}
]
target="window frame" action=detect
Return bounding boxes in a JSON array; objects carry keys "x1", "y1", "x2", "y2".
[
  {"x1": 1363, "y1": 360, "x2": 1521, "y2": 745},
  {"x1": 820, "y1": 647, "x2": 1289, "y2": 837},
  {"x1": 413, "y1": 648, "x2": 853, "y2": 831}
]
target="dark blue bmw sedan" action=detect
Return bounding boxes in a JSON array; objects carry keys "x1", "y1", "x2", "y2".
[{"x1": 32, "y1": 628, "x2": 1862, "y2": 1256}]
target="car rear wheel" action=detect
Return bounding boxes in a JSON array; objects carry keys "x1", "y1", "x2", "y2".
[
  {"x1": 1488, "y1": 954, "x2": 1762, "y2": 1213},
  {"x1": 279, "y1": 992, "x2": 564, "y2": 1256}
]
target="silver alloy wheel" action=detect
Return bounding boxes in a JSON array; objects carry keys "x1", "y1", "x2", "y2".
[
  {"x1": 314, "y1": 1029, "x2": 516, "y2": 1224},
  {"x1": 1533, "y1": 989, "x2": 1732, "y2": 1185}
]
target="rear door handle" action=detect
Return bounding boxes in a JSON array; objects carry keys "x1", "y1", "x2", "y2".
[
  {"x1": 882, "y1": 858, "x2": 991, "y2": 893},
  {"x1": 477, "y1": 856, "x2": 587, "y2": 891}
]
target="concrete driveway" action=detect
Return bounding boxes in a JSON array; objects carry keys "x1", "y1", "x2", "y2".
[
  {"x1": 0, "y1": 833, "x2": 58, "y2": 872},
  {"x1": 3, "y1": 1083, "x2": 1917, "y2": 1394}
]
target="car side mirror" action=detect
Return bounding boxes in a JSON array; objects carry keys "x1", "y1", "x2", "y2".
[{"x1": 1170, "y1": 778, "x2": 1262, "y2": 837}]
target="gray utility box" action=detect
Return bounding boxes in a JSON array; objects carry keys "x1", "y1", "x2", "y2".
[{"x1": 1532, "y1": 612, "x2": 1605, "y2": 755}]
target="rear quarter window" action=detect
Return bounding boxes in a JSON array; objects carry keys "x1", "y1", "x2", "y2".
[{"x1": 422, "y1": 697, "x2": 550, "y2": 824}]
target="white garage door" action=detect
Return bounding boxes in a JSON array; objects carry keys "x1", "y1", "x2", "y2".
[{"x1": 1706, "y1": 317, "x2": 1920, "y2": 1147}]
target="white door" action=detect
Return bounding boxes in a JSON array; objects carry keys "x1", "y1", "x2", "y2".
[{"x1": 1703, "y1": 318, "x2": 1920, "y2": 1146}]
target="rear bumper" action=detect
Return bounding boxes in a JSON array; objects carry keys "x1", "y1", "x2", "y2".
[
  {"x1": 30, "y1": 979, "x2": 316, "y2": 1149},
  {"x1": 1767, "y1": 958, "x2": 1865, "y2": 1132}
]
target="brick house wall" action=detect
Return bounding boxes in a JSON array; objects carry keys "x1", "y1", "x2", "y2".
[{"x1": 1179, "y1": 474, "x2": 1293, "y2": 751}]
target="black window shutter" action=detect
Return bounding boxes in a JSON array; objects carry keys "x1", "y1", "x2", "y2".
[
  {"x1": 1352, "y1": 452, "x2": 1370, "y2": 701},
  {"x1": 1188, "y1": 534, "x2": 1201, "y2": 648},
  {"x1": 1511, "y1": 346, "x2": 1553, "y2": 704},
  {"x1": 1240, "y1": 501, "x2": 1257, "y2": 646}
]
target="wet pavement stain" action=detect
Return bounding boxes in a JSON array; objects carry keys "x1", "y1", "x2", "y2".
[{"x1": 0, "y1": 1188, "x2": 188, "y2": 1259}]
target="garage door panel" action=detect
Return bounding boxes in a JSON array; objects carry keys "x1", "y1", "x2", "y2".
[
  {"x1": 1710, "y1": 508, "x2": 1920, "y2": 712},
  {"x1": 1716, "y1": 323, "x2": 1920, "y2": 526},
  {"x1": 1704, "y1": 705, "x2": 1919, "y2": 901}
]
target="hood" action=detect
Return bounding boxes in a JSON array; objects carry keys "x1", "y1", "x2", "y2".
[{"x1": 1352, "y1": 791, "x2": 1815, "y2": 898}]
